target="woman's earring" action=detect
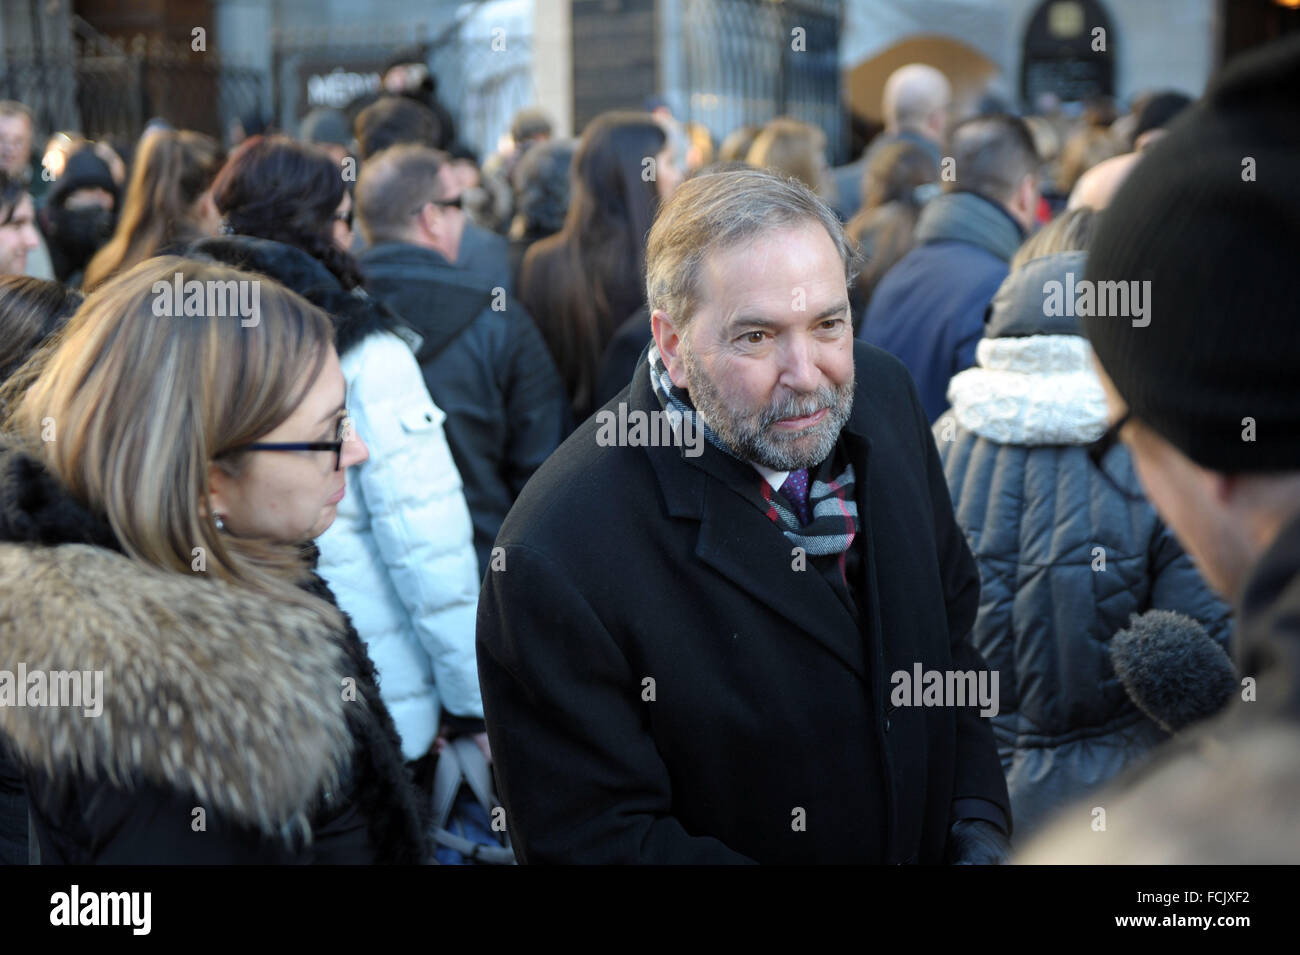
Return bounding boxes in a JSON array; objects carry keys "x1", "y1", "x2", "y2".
[{"x1": 215, "y1": 514, "x2": 226, "y2": 532}]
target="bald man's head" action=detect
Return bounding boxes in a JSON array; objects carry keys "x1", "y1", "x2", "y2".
[{"x1": 882, "y1": 64, "x2": 952, "y2": 143}]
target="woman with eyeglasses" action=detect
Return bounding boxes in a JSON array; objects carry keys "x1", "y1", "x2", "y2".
[
  {"x1": 0, "y1": 256, "x2": 428, "y2": 862},
  {"x1": 932, "y1": 209, "x2": 1233, "y2": 845},
  {"x1": 192, "y1": 135, "x2": 486, "y2": 791}
]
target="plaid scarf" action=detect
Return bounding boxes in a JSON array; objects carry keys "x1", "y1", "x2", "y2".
[{"x1": 647, "y1": 344, "x2": 857, "y2": 556}]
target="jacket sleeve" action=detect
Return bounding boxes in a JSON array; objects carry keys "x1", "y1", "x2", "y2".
[
  {"x1": 1147, "y1": 520, "x2": 1235, "y2": 653},
  {"x1": 501, "y1": 303, "x2": 572, "y2": 495},
  {"x1": 913, "y1": 371, "x2": 1013, "y2": 836},
  {"x1": 477, "y1": 543, "x2": 755, "y2": 864},
  {"x1": 351, "y1": 336, "x2": 484, "y2": 721},
  {"x1": 31, "y1": 779, "x2": 305, "y2": 864}
]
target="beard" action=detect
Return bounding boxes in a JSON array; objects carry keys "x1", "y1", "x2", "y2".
[{"x1": 682, "y1": 344, "x2": 854, "y2": 471}]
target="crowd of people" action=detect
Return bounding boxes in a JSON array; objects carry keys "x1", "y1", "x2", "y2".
[{"x1": 0, "y1": 33, "x2": 1296, "y2": 865}]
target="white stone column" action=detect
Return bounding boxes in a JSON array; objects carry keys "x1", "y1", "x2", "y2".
[{"x1": 532, "y1": 0, "x2": 573, "y2": 137}]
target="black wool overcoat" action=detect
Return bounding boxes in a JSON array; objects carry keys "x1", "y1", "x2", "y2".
[{"x1": 477, "y1": 341, "x2": 1010, "y2": 863}]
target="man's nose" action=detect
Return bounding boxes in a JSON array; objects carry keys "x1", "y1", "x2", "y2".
[{"x1": 778, "y1": 334, "x2": 822, "y2": 393}]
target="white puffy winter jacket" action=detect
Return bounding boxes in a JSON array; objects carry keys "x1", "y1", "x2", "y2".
[{"x1": 316, "y1": 330, "x2": 483, "y2": 761}]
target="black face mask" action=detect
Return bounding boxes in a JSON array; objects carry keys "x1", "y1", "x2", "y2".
[{"x1": 49, "y1": 206, "x2": 115, "y2": 264}]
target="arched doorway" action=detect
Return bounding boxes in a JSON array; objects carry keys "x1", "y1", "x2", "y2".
[
  {"x1": 845, "y1": 34, "x2": 1000, "y2": 125},
  {"x1": 1021, "y1": 0, "x2": 1116, "y2": 106}
]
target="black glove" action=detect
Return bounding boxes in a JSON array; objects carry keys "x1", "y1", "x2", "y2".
[{"x1": 944, "y1": 818, "x2": 1010, "y2": 865}]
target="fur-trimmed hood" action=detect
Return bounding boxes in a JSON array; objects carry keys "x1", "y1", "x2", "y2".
[
  {"x1": 0, "y1": 540, "x2": 355, "y2": 839},
  {"x1": 0, "y1": 441, "x2": 423, "y2": 857},
  {"x1": 944, "y1": 334, "x2": 1109, "y2": 446},
  {"x1": 189, "y1": 234, "x2": 408, "y2": 357}
]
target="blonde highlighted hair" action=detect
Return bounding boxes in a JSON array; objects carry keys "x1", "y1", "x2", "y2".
[
  {"x1": 1010, "y1": 206, "x2": 1096, "y2": 271},
  {"x1": 8, "y1": 256, "x2": 341, "y2": 618}
]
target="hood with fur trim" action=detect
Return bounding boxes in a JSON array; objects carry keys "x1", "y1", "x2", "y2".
[
  {"x1": 944, "y1": 334, "x2": 1109, "y2": 446},
  {"x1": 0, "y1": 440, "x2": 355, "y2": 840},
  {"x1": 188, "y1": 233, "x2": 409, "y2": 357},
  {"x1": 0, "y1": 541, "x2": 355, "y2": 839}
]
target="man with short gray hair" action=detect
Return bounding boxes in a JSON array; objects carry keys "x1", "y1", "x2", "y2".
[{"x1": 478, "y1": 167, "x2": 1010, "y2": 864}]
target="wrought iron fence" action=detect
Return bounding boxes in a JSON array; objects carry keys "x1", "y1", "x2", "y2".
[
  {"x1": 678, "y1": 0, "x2": 844, "y2": 163},
  {"x1": 431, "y1": 30, "x2": 533, "y2": 160},
  {"x1": 0, "y1": 29, "x2": 266, "y2": 146}
]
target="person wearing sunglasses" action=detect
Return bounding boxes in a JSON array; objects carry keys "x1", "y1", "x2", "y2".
[
  {"x1": 0, "y1": 256, "x2": 428, "y2": 863},
  {"x1": 933, "y1": 218, "x2": 1231, "y2": 845},
  {"x1": 356, "y1": 144, "x2": 569, "y2": 578},
  {"x1": 193, "y1": 135, "x2": 487, "y2": 785}
]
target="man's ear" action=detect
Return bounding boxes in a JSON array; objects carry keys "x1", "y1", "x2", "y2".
[
  {"x1": 1015, "y1": 173, "x2": 1039, "y2": 229},
  {"x1": 926, "y1": 108, "x2": 947, "y2": 144},
  {"x1": 413, "y1": 203, "x2": 435, "y2": 241},
  {"x1": 651, "y1": 309, "x2": 689, "y2": 390}
]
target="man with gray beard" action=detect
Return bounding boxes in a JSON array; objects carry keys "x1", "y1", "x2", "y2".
[{"x1": 476, "y1": 168, "x2": 1009, "y2": 864}]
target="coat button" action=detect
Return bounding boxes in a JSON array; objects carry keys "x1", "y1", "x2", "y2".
[{"x1": 884, "y1": 717, "x2": 891, "y2": 732}]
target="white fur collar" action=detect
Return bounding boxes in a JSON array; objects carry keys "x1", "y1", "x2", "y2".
[{"x1": 945, "y1": 335, "x2": 1109, "y2": 446}]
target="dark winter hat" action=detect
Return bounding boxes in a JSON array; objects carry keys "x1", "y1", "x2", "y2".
[
  {"x1": 47, "y1": 146, "x2": 119, "y2": 209},
  {"x1": 1081, "y1": 34, "x2": 1300, "y2": 473},
  {"x1": 299, "y1": 108, "x2": 352, "y2": 148}
]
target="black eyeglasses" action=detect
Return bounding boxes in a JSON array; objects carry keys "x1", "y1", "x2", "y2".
[
  {"x1": 408, "y1": 194, "x2": 462, "y2": 216},
  {"x1": 1086, "y1": 411, "x2": 1146, "y2": 501},
  {"x1": 224, "y1": 412, "x2": 353, "y2": 471},
  {"x1": 333, "y1": 208, "x2": 353, "y2": 229}
]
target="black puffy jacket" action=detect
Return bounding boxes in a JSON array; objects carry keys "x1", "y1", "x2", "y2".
[
  {"x1": 359, "y1": 241, "x2": 570, "y2": 574},
  {"x1": 934, "y1": 253, "x2": 1233, "y2": 841}
]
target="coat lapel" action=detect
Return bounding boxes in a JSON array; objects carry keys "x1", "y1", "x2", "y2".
[
  {"x1": 630, "y1": 350, "x2": 870, "y2": 685},
  {"x1": 842, "y1": 427, "x2": 887, "y2": 703},
  {"x1": 691, "y1": 478, "x2": 869, "y2": 684}
]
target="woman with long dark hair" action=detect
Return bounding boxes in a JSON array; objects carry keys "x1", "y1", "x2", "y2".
[
  {"x1": 192, "y1": 135, "x2": 487, "y2": 785},
  {"x1": 82, "y1": 129, "x2": 223, "y2": 291},
  {"x1": 519, "y1": 111, "x2": 681, "y2": 420}
]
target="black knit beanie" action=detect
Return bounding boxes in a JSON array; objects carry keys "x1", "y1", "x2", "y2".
[{"x1": 1082, "y1": 34, "x2": 1300, "y2": 473}]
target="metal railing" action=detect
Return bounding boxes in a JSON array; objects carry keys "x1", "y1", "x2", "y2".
[
  {"x1": 0, "y1": 18, "x2": 266, "y2": 145},
  {"x1": 678, "y1": 0, "x2": 844, "y2": 163}
]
